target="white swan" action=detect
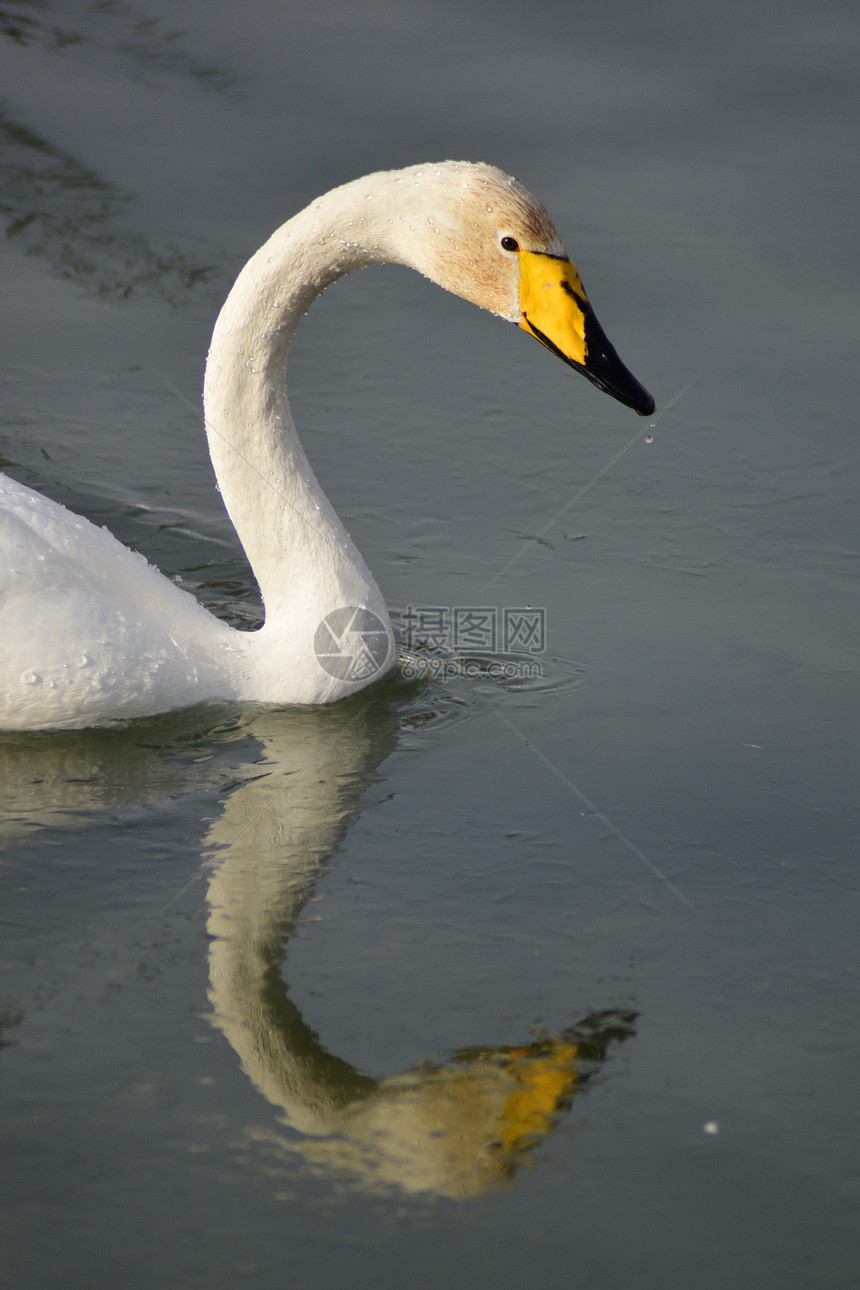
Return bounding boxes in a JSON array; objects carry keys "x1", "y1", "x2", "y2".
[{"x1": 0, "y1": 161, "x2": 654, "y2": 731}]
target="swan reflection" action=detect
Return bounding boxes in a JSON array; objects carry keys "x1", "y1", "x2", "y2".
[
  {"x1": 205, "y1": 696, "x2": 636, "y2": 1198},
  {"x1": 0, "y1": 687, "x2": 636, "y2": 1198}
]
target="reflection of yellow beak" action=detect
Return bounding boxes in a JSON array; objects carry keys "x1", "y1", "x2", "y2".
[
  {"x1": 499, "y1": 1041, "x2": 580, "y2": 1154},
  {"x1": 517, "y1": 250, "x2": 655, "y2": 416}
]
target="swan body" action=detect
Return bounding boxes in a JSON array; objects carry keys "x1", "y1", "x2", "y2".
[{"x1": 0, "y1": 161, "x2": 654, "y2": 731}]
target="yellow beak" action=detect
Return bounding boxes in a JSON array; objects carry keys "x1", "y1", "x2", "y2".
[{"x1": 517, "y1": 251, "x2": 655, "y2": 416}]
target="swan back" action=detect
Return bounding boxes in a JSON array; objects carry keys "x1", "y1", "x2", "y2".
[{"x1": 0, "y1": 475, "x2": 233, "y2": 728}]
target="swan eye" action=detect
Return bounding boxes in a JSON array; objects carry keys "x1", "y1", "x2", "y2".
[{"x1": 500, "y1": 236, "x2": 519, "y2": 252}]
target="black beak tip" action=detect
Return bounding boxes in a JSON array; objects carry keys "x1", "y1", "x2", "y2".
[
  {"x1": 583, "y1": 303, "x2": 655, "y2": 417},
  {"x1": 633, "y1": 388, "x2": 656, "y2": 418}
]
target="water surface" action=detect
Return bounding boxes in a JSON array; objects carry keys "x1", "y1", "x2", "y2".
[{"x1": 1, "y1": 2, "x2": 858, "y2": 1286}]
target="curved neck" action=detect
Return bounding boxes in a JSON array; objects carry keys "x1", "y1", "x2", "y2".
[{"x1": 202, "y1": 172, "x2": 414, "y2": 621}]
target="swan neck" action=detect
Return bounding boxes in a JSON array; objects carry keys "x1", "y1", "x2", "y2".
[{"x1": 201, "y1": 176, "x2": 403, "y2": 626}]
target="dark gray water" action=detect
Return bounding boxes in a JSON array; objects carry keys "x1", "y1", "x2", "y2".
[{"x1": 1, "y1": 2, "x2": 858, "y2": 1286}]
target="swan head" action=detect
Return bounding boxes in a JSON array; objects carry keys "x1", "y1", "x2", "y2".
[{"x1": 391, "y1": 162, "x2": 655, "y2": 417}]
